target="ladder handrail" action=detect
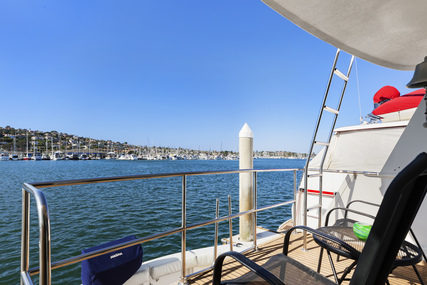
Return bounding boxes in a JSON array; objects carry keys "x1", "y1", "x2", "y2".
[{"x1": 302, "y1": 48, "x2": 355, "y2": 250}]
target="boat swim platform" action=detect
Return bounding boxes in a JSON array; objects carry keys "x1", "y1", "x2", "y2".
[{"x1": 187, "y1": 222, "x2": 426, "y2": 284}]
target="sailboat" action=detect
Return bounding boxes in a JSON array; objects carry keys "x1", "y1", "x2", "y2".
[
  {"x1": 10, "y1": 136, "x2": 19, "y2": 161},
  {"x1": 23, "y1": 131, "x2": 32, "y2": 160}
]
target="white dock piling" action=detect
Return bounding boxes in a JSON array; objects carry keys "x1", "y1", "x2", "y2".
[{"x1": 239, "y1": 123, "x2": 254, "y2": 242}]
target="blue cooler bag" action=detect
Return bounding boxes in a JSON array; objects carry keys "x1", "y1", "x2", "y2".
[{"x1": 81, "y1": 235, "x2": 143, "y2": 285}]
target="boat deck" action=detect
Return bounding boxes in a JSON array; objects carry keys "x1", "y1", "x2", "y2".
[{"x1": 187, "y1": 223, "x2": 427, "y2": 284}]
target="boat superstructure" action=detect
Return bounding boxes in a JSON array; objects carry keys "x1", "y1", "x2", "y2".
[{"x1": 259, "y1": 0, "x2": 427, "y2": 256}]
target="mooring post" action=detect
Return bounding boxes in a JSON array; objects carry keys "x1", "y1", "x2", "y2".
[{"x1": 239, "y1": 123, "x2": 253, "y2": 242}]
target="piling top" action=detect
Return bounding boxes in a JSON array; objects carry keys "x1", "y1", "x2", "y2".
[{"x1": 239, "y1": 123, "x2": 253, "y2": 138}]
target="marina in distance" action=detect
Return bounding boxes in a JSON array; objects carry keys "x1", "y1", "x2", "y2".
[{"x1": 0, "y1": 126, "x2": 308, "y2": 161}]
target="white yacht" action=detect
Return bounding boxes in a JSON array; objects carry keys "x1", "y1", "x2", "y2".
[
  {"x1": 105, "y1": 151, "x2": 117, "y2": 159},
  {"x1": 79, "y1": 153, "x2": 89, "y2": 160},
  {"x1": 117, "y1": 154, "x2": 127, "y2": 160},
  {"x1": 20, "y1": 1, "x2": 427, "y2": 284},
  {"x1": 1, "y1": 152, "x2": 9, "y2": 161},
  {"x1": 118, "y1": 153, "x2": 139, "y2": 160},
  {"x1": 32, "y1": 152, "x2": 42, "y2": 161},
  {"x1": 51, "y1": 151, "x2": 64, "y2": 160},
  {"x1": 9, "y1": 153, "x2": 19, "y2": 161}
]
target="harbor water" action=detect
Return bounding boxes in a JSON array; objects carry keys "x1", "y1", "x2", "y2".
[{"x1": 0, "y1": 159, "x2": 304, "y2": 284}]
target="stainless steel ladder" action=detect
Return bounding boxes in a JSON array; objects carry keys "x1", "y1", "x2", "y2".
[{"x1": 302, "y1": 49, "x2": 355, "y2": 247}]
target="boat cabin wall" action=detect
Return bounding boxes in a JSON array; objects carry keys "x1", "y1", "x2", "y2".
[
  {"x1": 297, "y1": 120, "x2": 407, "y2": 229},
  {"x1": 295, "y1": 173, "x2": 386, "y2": 229}
]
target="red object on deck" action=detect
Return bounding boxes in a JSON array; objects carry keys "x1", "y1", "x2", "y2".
[
  {"x1": 372, "y1": 89, "x2": 425, "y2": 116},
  {"x1": 373, "y1": 85, "x2": 400, "y2": 103}
]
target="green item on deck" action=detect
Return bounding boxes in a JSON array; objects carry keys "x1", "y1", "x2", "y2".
[{"x1": 353, "y1": 222, "x2": 372, "y2": 241}]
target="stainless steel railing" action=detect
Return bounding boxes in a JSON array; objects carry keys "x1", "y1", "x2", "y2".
[{"x1": 21, "y1": 168, "x2": 301, "y2": 285}]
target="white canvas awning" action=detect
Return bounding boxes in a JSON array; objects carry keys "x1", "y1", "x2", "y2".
[{"x1": 261, "y1": 0, "x2": 427, "y2": 70}]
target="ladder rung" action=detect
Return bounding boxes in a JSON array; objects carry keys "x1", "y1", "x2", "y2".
[
  {"x1": 308, "y1": 173, "x2": 323, "y2": 177},
  {"x1": 315, "y1": 141, "x2": 330, "y2": 146},
  {"x1": 307, "y1": 204, "x2": 322, "y2": 212},
  {"x1": 334, "y1": 68, "x2": 349, "y2": 81},
  {"x1": 324, "y1": 106, "x2": 339, "y2": 115}
]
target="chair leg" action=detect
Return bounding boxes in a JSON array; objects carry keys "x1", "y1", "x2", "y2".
[
  {"x1": 412, "y1": 264, "x2": 425, "y2": 285},
  {"x1": 326, "y1": 250, "x2": 340, "y2": 284},
  {"x1": 410, "y1": 228, "x2": 427, "y2": 262},
  {"x1": 339, "y1": 260, "x2": 357, "y2": 284},
  {"x1": 317, "y1": 247, "x2": 324, "y2": 273}
]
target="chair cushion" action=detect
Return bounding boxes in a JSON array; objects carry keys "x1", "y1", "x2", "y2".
[{"x1": 81, "y1": 235, "x2": 143, "y2": 285}]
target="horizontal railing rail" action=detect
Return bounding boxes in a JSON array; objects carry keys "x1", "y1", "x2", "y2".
[
  {"x1": 29, "y1": 168, "x2": 296, "y2": 188},
  {"x1": 21, "y1": 167, "x2": 302, "y2": 285},
  {"x1": 308, "y1": 167, "x2": 401, "y2": 179}
]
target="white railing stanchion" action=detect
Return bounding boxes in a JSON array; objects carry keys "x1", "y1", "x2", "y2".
[
  {"x1": 214, "y1": 198, "x2": 219, "y2": 260},
  {"x1": 21, "y1": 188, "x2": 30, "y2": 285},
  {"x1": 228, "y1": 195, "x2": 233, "y2": 251},
  {"x1": 180, "y1": 175, "x2": 187, "y2": 285},
  {"x1": 253, "y1": 172, "x2": 258, "y2": 251}
]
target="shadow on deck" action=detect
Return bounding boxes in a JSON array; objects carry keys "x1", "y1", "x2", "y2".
[{"x1": 187, "y1": 224, "x2": 426, "y2": 284}]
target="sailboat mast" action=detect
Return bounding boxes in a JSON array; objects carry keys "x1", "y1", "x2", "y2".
[{"x1": 26, "y1": 131, "x2": 28, "y2": 157}]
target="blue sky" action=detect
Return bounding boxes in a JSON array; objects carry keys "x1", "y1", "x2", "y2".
[{"x1": 0, "y1": 1, "x2": 415, "y2": 153}]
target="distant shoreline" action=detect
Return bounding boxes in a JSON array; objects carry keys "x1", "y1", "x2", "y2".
[{"x1": 0, "y1": 150, "x2": 307, "y2": 161}]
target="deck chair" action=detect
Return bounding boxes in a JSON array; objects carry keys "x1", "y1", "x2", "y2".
[
  {"x1": 315, "y1": 201, "x2": 425, "y2": 284},
  {"x1": 212, "y1": 152, "x2": 427, "y2": 285},
  {"x1": 323, "y1": 199, "x2": 426, "y2": 262}
]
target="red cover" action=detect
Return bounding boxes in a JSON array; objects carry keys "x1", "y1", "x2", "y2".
[
  {"x1": 372, "y1": 89, "x2": 425, "y2": 116},
  {"x1": 373, "y1": 85, "x2": 400, "y2": 103}
]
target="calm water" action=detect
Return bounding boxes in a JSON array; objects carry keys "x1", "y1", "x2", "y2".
[{"x1": 0, "y1": 159, "x2": 304, "y2": 284}]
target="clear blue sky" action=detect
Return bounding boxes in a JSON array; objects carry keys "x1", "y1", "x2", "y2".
[{"x1": 0, "y1": 1, "x2": 415, "y2": 153}]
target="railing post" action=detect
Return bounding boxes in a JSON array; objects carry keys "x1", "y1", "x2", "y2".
[
  {"x1": 21, "y1": 189, "x2": 30, "y2": 285},
  {"x1": 253, "y1": 172, "x2": 258, "y2": 251},
  {"x1": 36, "y1": 191, "x2": 52, "y2": 285},
  {"x1": 303, "y1": 174, "x2": 308, "y2": 251},
  {"x1": 214, "y1": 198, "x2": 219, "y2": 259},
  {"x1": 228, "y1": 195, "x2": 233, "y2": 251},
  {"x1": 293, "y1": 170, "x2": 297, "y2": 225},
  {"x1": 180, "y1": 175, "x2": 187, "y2": 285}
]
